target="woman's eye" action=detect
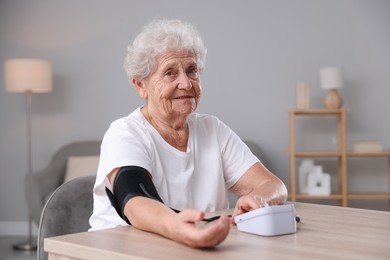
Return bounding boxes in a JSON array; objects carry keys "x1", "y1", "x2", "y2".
[{"x1": 187, "y1": 68, "x2": 199, "y2": 78}]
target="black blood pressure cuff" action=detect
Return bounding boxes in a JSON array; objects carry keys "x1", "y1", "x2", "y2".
[{"x1": 105, "y1": 166, "x2": 164, "y2": 224}]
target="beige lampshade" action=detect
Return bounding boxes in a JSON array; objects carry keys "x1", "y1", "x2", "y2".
[
  {"x1": 320, "y1": 66, "x2": 344, "y2": 90},
  {"x1": 4, "y1": 59, "x2": 52, "y2": 93}
]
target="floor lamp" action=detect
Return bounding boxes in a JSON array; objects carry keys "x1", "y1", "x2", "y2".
[{"x1": 4, "y1": 59, "x2": 52, "y2": 251}]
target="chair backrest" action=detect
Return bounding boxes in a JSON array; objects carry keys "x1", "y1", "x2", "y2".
[
  {"x1": 49, "y1": 140, "x2": 101, "y2": 185},
  {"x1": 37, "y1": 175, "x2": 95, "y2": 260},
  {"x1": 26, "y1": 140, "x2": 101, "y2": 226}
]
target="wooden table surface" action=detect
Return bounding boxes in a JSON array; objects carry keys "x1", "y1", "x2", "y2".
[{"x1": 45, "y1": 202, "x2": 390, "y2": 259}]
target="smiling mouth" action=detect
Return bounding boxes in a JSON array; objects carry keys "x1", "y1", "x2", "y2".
[{"x1": 174, "y1": 95, "x2": 194, "y2": 99}]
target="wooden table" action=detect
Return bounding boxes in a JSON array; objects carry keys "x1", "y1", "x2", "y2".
[{"x1": 45, "y1": 202, "x2": 390, "y2": 259}]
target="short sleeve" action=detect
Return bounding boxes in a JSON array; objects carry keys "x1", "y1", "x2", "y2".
[
  {"x1": 216, "y1": 119, "x2": 259, "y2": 189},
  {"x1": 93, "y1": 116, "x2": 153, "y2": 196}
]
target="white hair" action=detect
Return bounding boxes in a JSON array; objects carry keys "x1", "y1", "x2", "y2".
[{"x1": 124, "y1": 19, "x2": 207, "y2": 81}]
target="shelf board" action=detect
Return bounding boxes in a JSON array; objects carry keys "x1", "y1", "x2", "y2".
[
  {"x1": 290, "y1": 193, "x2": 390, "y2": 202},
  {"x1": 347, "y1": 151, "x2": 390, "y2": 157},
  {"x1": 293, "y1": 151, "x2": 390, "y2": 157},
  {"x1": 294, "y1": 151, "x2": 342, "y2": 157},
  {"x1": 294, "y1": 194, "x2": 343, "y2": 200},
  {"x1": 291, "y1": 109, "x2": 345, "y2": 116},
  {"x1": 348, "y1": 193, "x2": 390, "y2": 199}
]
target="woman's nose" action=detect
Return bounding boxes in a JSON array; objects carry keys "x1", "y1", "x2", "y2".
[{"x1": 177, "y1": 74, "x2": 192, "y2": 90}]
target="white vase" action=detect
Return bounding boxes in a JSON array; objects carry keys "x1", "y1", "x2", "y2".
[{"x1": 298, "y1": 159, "x2": 314, "y2": 194}]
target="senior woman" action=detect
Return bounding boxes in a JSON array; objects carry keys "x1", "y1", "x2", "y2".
[{"x1": 89, "y1": 19, "x2": 287, "y2": 248}]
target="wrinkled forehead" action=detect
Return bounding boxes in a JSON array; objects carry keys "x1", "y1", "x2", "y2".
[{"x1": 154, "y1": 49, "x2": 197, "y2": 69}]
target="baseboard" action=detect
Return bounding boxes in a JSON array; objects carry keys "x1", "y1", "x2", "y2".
[{"x1": 0, "y1": 221, "x2": 38, "y2": 236}]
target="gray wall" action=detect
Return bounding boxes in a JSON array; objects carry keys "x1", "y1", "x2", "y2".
[{"x1": 1, "y1": 0, "x2": 389, "y2": 234}]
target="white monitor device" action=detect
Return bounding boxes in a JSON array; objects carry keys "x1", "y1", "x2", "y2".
[{"x1": 235, "y1": 204, "x2": 297, "y2": 236}]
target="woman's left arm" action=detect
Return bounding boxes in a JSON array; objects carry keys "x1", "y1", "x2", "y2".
[{"x1": 229, "y1": 162, "x2": 288, "y2": 223}]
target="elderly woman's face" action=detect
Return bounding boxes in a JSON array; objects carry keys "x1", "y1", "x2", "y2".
[{"x1": 141, "y1": 50, "x2": 202, "y2": 118}]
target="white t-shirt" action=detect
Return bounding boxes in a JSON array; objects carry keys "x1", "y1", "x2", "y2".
[{"x1": 89, "y1": 107, "x2": 259, "y2": 231}]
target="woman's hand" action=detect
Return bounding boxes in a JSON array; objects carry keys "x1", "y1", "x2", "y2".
[
  {"x1": 124, "y1": 197, "x2": 230, "y2": 248},
  {"x1": 231, "y1": 194, "x2": 269, "y2": 224},
  {"x1": 169, "y1": 209, "x2": 230, "y2": 248},
  {"x1": 229, "y1": 162, "x2": 288, "y2": 224}
]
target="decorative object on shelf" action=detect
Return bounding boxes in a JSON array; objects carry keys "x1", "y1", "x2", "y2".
[
  {"x1": 4, "y1": 58, "x2": 52, "y2": 251},
  {"x1": 296, "y1": 81, "x2": 310, "y2": 109},
  {"x1": 298, "y1": 159, "x2": 315, "y2": 193},
  {"x1": 320, "y1": 66, "x2": 344, "y2": 109},
  {"x1": 307, "y1": 166, "x2": 331, "y2": 196},
  {"x1": 353, "y1": 141, "x2": 384, "y2": 153}
]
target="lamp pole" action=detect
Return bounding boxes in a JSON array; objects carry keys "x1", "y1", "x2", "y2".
[
  {"x1": 4, "y1": 59, "x2": 52, "y2": 251},
  {"x1": 13, "y1": 91, "x2": 37, "y2": 251}
]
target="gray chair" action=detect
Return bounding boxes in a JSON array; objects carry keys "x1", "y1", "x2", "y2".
[
  {"x1": 37, "y1": 175, "x2": 96, "y2": 260},
  {"x1": 25, "y1": 140, "x2": 101, "y2": 226}
]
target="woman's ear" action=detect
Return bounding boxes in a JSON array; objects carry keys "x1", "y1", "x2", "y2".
[{"x1": 132, "y1": 78, "x2": 148, "y2": 99}]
